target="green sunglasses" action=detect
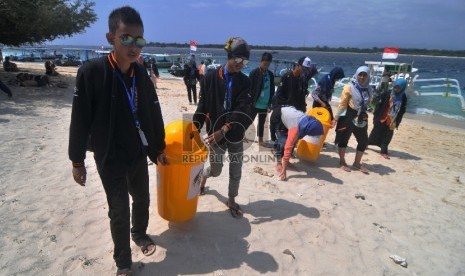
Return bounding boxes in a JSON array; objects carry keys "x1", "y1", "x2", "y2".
[{"x1": 120, "y1": 34, "x2": 146, "y2": 47}]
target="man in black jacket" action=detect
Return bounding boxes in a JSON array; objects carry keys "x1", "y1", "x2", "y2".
[
  {"x1": 68, "y1": 6, "x2": 167, "y2": 276},
  {"x1": 183, "y1": 56, "x2": 200, "y2": 105},
  {"x1": 248, "y1": 52, "x2": 275, "y2": 147},
  {"x1": 192, "y1": 37, "x2": 252, "y2": 218}
]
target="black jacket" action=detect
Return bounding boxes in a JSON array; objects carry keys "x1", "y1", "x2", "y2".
[
  {"x1": 373, "y1": 91, "x2": 407, "y2": 127},
  {"x1": 183, "y1": 63, "x2": 199, "y2": 84},
  {"x1": 249, "y1": 67, "x2": 275, "y2": 108},
  {"x1": 69, "y1": 56, "x2": 165, "y2": 170},
  {"x1": 193, "y1": 66, "x2": 252, "y2": 142},
  {"x1": 273, "y1": 71, "x2": 307, "y2": 112}
]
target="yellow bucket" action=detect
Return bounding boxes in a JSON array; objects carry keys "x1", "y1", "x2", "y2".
[
  {"x1": 295, "y1": 107, "x2": 332, "y2": 161},
  {"x1": 157, "y1": 120, "x2": 208, "y2": 222}
]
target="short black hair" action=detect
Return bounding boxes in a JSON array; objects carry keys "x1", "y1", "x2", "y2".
[
  {"x1": 261, "y1": 52, "x2": 273, "y2": 62},
  {"x1": 108, "y1": 6, "x2": 144, "y2": 33}
]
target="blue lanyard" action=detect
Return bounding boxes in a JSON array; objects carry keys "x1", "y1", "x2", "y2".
[
  {"x1": 115, "y1": 71, "x2": 140, "y2": 128},
  {"x1": 223, "y1": 66, "x2": 233, "y2": 112}
]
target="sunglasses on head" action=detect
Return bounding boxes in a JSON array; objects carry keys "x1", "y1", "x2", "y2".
[
  {"x1": 120, "y1": 34, "x2": 146, "y2": 47},
  {"x1": 234, "y1": 57, "x2": 249, "y2": 65}
]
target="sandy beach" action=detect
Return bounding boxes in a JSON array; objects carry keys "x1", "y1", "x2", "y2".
[{"x1": 1, "y1": 62, "x2": 464, "y2": 275}]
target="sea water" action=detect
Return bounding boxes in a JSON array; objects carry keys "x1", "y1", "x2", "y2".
[{"x1": 149, "y1": 47, "x2": 465, "y2": 122}]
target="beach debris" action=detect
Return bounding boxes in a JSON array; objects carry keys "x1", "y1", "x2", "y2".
[
  {"x1": 77, "y1": 256, "x2": 98, "y2": 267},
  {"x1": 49, "y1": 235, "x2": 57, "y2": 243},
  {"x1": 283, "y1": 249, "x2": 296, "y2": 259},
  {"x1": 373, "y1": 222, "x2": 392, "y2": 233},
  {"x1": 253, "y1": 166, "x2": 274, "y2": 177},
  {"x1": 389, "y1": 254, "x2": 408, "y2": 268},
  {"x1": 355, "y1": 193, "x2": 366, "y2": 200},
  {"x1": 180, "y1": 106, "x2": 188, "y2": 112},
  {"x1": 297, "y1": 193, "x2": 303, "y2": 197},
  {"x1": 454, "y1": 176, "x2": 462, "y2": 184}
]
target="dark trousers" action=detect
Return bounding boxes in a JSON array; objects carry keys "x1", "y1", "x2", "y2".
[
  {"x1": 368, "y1": 122, "x2": 394, "y2": 154},
  {"x1": 251, "y1": 108, "x2": 268, "y2": 139},
  {"x1": 98, "y1": 154, "x2": 150, "y2": 269},
  {"x1": 335, "y1": 116, "x2": 368, "y2": 152},
  {"x1": 0, "y1": 79, "x2": 12, "y2": 97},
  {"x1": 186, "y1": 84, "x2": 197, "y2": 103}
]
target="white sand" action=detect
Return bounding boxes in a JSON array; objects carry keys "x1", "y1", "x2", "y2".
[{"x1": 1, "y1": 62, "x2": 464, "y2": 275}]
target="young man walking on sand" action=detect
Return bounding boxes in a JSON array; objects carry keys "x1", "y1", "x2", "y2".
[
  {"x1": 193, "y1": 37, "x2": 252, "y2": 218},
  {"x1": 68, "y1": 6, "x2": 167, "y2": 276}
]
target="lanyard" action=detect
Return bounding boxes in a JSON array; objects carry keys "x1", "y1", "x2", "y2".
[
  {"x1": 115, "y1": 70, "x2": 140, "y2": 128},
  {"x1": 223, "y1": 66, "x2": 233, "y2": 112}
]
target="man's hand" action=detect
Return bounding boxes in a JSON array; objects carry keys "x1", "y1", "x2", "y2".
[
  {"x1": 72, "y1": 166, "x2": 87, "y2": 186},
  {"x1": 205, "y1": 129, "x2": 225, "y2": 146},
  {"x1": 157, "y1": 152, "x2": 169, "y2": 165}
]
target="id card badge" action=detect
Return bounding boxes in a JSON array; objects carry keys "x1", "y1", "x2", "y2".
[{"x1": 138, "y1": 128, "x2": 148, "y2": 146}]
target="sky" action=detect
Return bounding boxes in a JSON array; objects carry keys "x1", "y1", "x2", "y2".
[{"x1": 51, "y1": 0, "x2": 465, "y2": 50}]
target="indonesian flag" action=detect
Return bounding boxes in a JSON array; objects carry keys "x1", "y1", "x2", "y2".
[
  {"x1": 190, "y1": 40, "x2": 198, "y2": 52},
  {"x1": 382, "y1": 47, "x2": 399, "y2": 59}
]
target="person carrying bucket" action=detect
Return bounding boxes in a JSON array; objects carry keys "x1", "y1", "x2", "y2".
[
  {"x1": 271, "y1": 106, "x2": 324, "y2": 181},
  {"x1": 192, "y1": 37, "x2": 252, "y2": 218}
]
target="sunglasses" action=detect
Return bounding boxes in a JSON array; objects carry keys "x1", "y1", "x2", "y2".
[
  {"x1": 120, "y1": 34, "x2": 146, "y2": 47},
  {"x1": 234, "y1": 57, "x2": 249, "y2": 66}
]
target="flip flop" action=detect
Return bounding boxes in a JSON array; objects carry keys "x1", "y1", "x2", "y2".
[
  {"x1": 225, "y1": 201, "x2": 243, "y2": 218},
  {"x1": 380, "y1": 153, "x2": 390, "y2": 160},
  {"x1": 353, "y1": 165, "x2": 369, "y2": 174},
  {"x1": 340, "y1": 165, "x2": 351, "y2": 172},
  {"x1": 132, "y1": 235, "x2": 156, "y2": 256}
]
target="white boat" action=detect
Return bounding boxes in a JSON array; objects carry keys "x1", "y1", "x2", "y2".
[{"x1": 141, "y1": 53, "x2": 185, "y2": 68}]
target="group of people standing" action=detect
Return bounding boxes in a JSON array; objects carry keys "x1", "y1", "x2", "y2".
[{"x1": 67, "y1": 6, "x2": 407, "y2": 276}]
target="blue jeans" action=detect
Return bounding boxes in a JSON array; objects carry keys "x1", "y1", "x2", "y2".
[{"x1": 274, "y1": 130, "x2": 288, "y2": 160}]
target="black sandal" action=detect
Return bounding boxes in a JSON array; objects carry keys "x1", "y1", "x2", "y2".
[
  {"x1": 225, "y1": 201, "x2": 243, "y2": 218},
  {"x1": 132, "y1": 234, "x2": 156, "y2": 256}
]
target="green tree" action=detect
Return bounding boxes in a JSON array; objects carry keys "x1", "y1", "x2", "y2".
[{"x1": 0, "y1": 0, "x2": 97, "y2": 46}]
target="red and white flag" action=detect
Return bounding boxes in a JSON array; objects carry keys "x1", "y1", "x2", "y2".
[
  {"x1": 382, "y1": 47, "x2": 399, "y2": 59},
  {"x1": 189, "y1": 40, "x2": 198, "y2": 52}
]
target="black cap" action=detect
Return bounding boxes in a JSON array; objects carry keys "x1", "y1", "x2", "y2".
[{"x1": 225, "y1": 37, "x2": 250, "y2": 59}]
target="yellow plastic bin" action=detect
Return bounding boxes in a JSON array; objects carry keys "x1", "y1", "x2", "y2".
[
  {"x1": 295, "y1": 107, "x2": 332, "y2": 161},
  {"x1": 157, "y1": 120, "x2": 208, "y2": 222}
]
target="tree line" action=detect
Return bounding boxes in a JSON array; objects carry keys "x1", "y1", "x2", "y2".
[{"x1": 147, "y1": 42, "x2": 465, "y2": 58}]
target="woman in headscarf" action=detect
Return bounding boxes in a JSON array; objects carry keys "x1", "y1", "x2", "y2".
[
  {"x1": 311, "y1": 66, "x2": 345, "y2": 122},
  {"x1": 334, "y1": 66, "x2": 373, "y2": 173},
  {"x1": 368, "y1": 78, "x2": 408, "y2": 159}
]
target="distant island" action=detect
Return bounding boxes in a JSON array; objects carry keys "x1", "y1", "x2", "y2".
[{"x1": 146, "y1": 42, "x2": 465, "y2": 58}]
